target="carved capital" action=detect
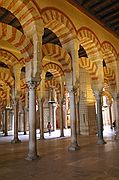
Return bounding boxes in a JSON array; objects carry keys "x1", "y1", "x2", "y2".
[
  {"x1": 27, "y1": 81, "x2": 37, "y2": 90},
  {"x1": 94, "y1": 90, "x2": 102, "y2": 101}
]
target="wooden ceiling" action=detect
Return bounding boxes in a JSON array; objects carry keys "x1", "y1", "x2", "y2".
[{"x1": 68, "y1": 0, "x2": 119, "y2": 38}]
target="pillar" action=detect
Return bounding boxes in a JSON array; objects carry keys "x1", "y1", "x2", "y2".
[
  {"x1": 75, "y1": 90, "x2": 80, "y2": 135},
  {"x1": 68, "y1": 87, "x2": 79, "y2": 151},
  {"x1": 113, "y1": 94, "x2": 119, "y2": 139},
  {"x1": 23, "y1": 108, "x2": 26, "y2": 135},
  {"x1": 60, "y1": 98, "x2": 64, "y2": 137},
  {"x1": 39, "y1": 98, "x2": 44, "y2": 139},
  {"x1": 25, "y1": 89, "x2": 29, "y2": 133},
  {"x1": 4, "y1": 109, "x2": 8, "y2": 136},
  {"x1": 95, "y1": 91, "x2": 106, "y2": 144},
  {"x1": 11, "y1": 99, "x2": 21, "y2": 143},
  {"x1": 26, "y1": 81, "x2": 38, "y2": 160},
  {"x1": 109, "y1": 105, "x2": 113, "y2": 129},
  {"x1": 49, "y1": 103, "x2": 53, "y2": 129}
]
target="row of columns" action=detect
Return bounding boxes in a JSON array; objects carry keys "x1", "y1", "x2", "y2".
[{"x1": 2, "y1": 82, "x2": 119, "y2": 159}]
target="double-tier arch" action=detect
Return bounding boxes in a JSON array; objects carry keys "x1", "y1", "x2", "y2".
[
  {"x1": 0, "y1": 0, "x2": 42, "y2": 37},
  {"x1": 0, "y1": 49, "x2": 25, "y2": 68},
  {"x1": 0, "y1": 23, "x2": 33, "y2": 62},
  {"x1": 42, "y1": 43, "x2": 72, "y2": 73}
]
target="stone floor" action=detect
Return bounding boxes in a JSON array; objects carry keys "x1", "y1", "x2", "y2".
[{"x1": 0, "y1": 126, "x2": 119, "y2": 180}]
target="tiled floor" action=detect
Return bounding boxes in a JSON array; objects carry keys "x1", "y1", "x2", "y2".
[{"x1": 0, "y1": 126, "x2": 119, "y2": 180}]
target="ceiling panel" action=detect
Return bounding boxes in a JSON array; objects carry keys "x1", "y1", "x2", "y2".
[{"x1": 68, "y1": 0, "x2": 119, "y2": 37}]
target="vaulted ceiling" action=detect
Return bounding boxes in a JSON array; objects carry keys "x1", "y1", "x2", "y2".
[{"x1": 67, "y1": 0, "x2": 119, "y2": 38}]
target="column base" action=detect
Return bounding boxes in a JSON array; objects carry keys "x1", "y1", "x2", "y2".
[
  {"x1": 40, "y1": 136, "x2": 44, "y2": 140},
  {"x1": 24, "y1": 131, "x2": 27, "y2": 135},
  {"x1": 25, "y1": 154, "x2": 39, "y2": 161},
  {"x1": 60, "y1": 132, "x2": 64, "y2": 137},
  {"x1": 68, "y1": 142, "x2": 80, "y2": 151},
  {"x1": 11, "y1": 138, "x2": 21, "y2": 144},
  {"x1": 4, "y1": 133, "x2": 8, "y2": 136},
  {"x1": 97, "y1": 138, "x2": 106, "y2": 145}
]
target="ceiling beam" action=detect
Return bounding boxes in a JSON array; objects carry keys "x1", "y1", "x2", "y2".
[{"x1": 95, "y1": 1, "x2": 119, "y2": 16}]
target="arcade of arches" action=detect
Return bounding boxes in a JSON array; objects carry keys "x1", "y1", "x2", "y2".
[{"x1": 0, "y1": 0, "x2": 119, "y2": 161}]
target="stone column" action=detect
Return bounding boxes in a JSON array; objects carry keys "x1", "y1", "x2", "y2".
[
  {"x1": 11, "y1": 99, "x2": 21, "y2": 143},
  {"x1": 37, "y1": 71, "x2": 45, "y2": 139},
  {"x1": 26, "y1": 81, "x2": 38, "y2": 160},
  {"x1": 1, "y1": 111, "x2": 4, "y2": 133},
  {"x1": 25, "y1": 89, "x2": 29, "y2": 133},
  {"x1": 95, "y1": 91, "x2": 106, "y2": 144},
  {"x1": 4, "y1": 109, "x2": 8, "y2": 136},
  {"x1": 109, "y1": 105, "x2": 113, "y2": 129},
  {"x1": 23, "y1": 108, "x2": 26, "y2": 135},
  {"x1": 65, "y1": 92, "x2": 69, "y2": 128},
  {"x1": 68, "y1": 87, "x2": 79, "y2": 151},
  {"x1": 53, "y1": 103, "x2": 57, "y2": 131},
  {"x1": 75, "y1": 89, "x2": 80, "y2": 135},
  {"x1": 113, "y1": 94, "x2": 119, "y2": 139},
  {"x1": 39, "y1": 98, "x2": 44, "y2": 139},
  {"x1": 59, "y1": 98, "x2": 64, "y2": 137},
  {"x1": 49, "y1": 102, "x2": 53, "y2": 129}
]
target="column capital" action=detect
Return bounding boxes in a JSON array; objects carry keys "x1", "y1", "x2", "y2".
[
  {"x1": 59, "y1": 98, "x2": 64, "y2": 105},
  {"x1": 94, "y1": 90, "x2": 102, "y2": 100},
  {"x1": 68, "y1": 86, "x2": 77, "y2": 94},
  {"x1": 27, "y1": 81, "x2": 37, "y2": 90}
]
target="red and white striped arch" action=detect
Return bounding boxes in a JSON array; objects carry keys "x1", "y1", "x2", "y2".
[
  {"x1": 79, "y1": 57, "x2": 98, "y2": 80},
  {"x1": 20, "y1": 79, "x2": 27, "y2": 90},
  {"x1": 0, "y1": 67, "x2": 14, "y2": 87},
  {"x1": 0, "y1": 89, "x2": 7, "y2": 102},
  {"x1": 102, "y1": 90, "x2": 113, "y2": 105},
  {"x1": 0, "y1": 23, "x2": 33, "y2": 62},
  {"x1": 43, "y1": 62, "x2": 64, "y2": 78},
  {"x1": 0, "y1": 0, "x2": 41, "y2": 36},
  {"x1": 42, "y1": 8, "x2": 76, "y2": 45},
  {"x1": 0, "y1": 49, "x2": 25, "y2": 67},
  {"x1": 103, "y1": 67, "x2": 116, "y2": 86},
  {"x1": 102, "y1": 41, "x2": 118, "y2": 64},
  {"x1": 45, "y1": 79, "x2": 61, "y2": 94},
  {"x1": 78, "y1": 27, "x2": 101, "y2": 60},
  {"x1": 20, "y1": 79, "x2": 27, "y2": 103},
  {"x1": 20, "y1": 90, "x2": 25, "y2": 103},
  {"x1": 0, "y1": 89, "x2": 7, "y2": 110},
  {"x1": 42, "y1": 43, "x2": 71, "y2": 73}
]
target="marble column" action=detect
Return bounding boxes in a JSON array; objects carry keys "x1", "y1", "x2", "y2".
[
  {"x1": 95, "y1": 91, "x2": 106, "y2": 144},
  {"x1": 75, "y1": 90, "x2": 80, "y2": 135},
  {"x1": 68, "y1": 87, "x2": 79, "y2": 151},
  {"x1": 109, "y1": 105, "x2": 113, "y2": 129},
  {"x1": 39, "y1": 98, "x2": 44, "y2": 139},
  {"x1": 11, "y1": 100, "x2": 21, "y2": 143},
  {"x1": 113, "y1": 95, "x2": 119, "y2": 139},
  {"x1": 4, "y1": 109, "x2": 8, "y2": 136},
  {"x1": 26, "y1": 81, "x2": 38, "y2": 160},
  {"x1": 49, "y1": 103, "x2": 53, "y2": 129},
  {"x1": 23, "y1": 108, "x2": 26, "y2": 135},
  {"x1": 60, "y1": 98, "x2": 64, "y2": 137},
  {"x1": 1, "y1": 111, "x2": 4, "y2": 133},
  {"x1": 25, "y1": 89, "x2": 29, "y2": 133}
]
